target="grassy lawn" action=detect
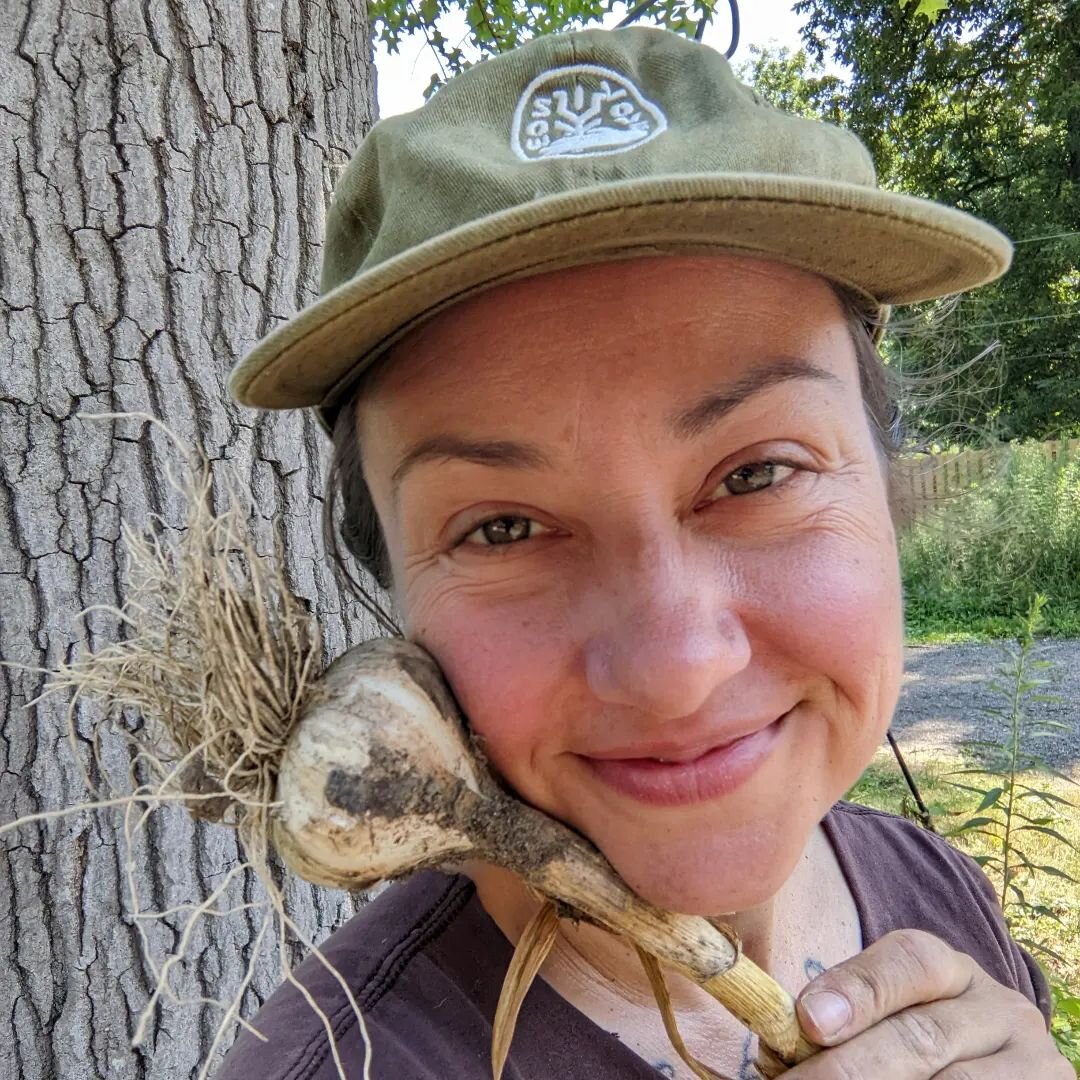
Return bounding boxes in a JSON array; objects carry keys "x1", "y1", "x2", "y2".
[
  {"x1": 847, "y1": 750, "x2": 1080, "y2": 1070},
  {"x1": 905, "y1": 606, "x2": 1080, "y2": 645}
]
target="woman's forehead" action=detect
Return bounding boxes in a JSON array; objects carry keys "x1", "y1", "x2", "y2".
[{"x1": 363, "y1": 255, "x2": 858, "y2": 422}]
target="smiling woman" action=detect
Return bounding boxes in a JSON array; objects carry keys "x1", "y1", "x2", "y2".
[
  {"x1": 350, "y1": 257, "x2": 903, "y2": 927},
  {"x1": 218, "y1": 23, "x2": 1070, "y2": 1080}
]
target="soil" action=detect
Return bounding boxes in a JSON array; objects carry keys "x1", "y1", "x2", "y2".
[{"x1": 889, "y1": 639, "x2": 1080, "y2": 774}]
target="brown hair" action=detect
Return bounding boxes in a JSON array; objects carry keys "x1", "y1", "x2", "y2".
[{"x1": 323, "y1": 289, "x2": 905, "y2": 601}]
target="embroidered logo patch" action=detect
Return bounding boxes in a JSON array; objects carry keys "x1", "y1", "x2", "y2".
[{"x1": 511, "y1": 64, "x2": 668, "y2": 162}]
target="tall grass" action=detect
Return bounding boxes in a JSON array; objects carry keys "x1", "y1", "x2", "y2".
[
  {"x1": 849, "y1": 756, "x2": 1080, "y2": 1074},
  {"x1": 901, "y1": 442, "x2": 1080, "y2": 640}
]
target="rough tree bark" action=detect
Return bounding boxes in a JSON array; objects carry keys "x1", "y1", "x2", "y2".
[{"x1": 0, "y1": 2, "x2": 378, "y2": 1077}]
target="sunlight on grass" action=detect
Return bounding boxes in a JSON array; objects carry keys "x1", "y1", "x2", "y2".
[{"x1": 905, "y1": 611, "x2": 1080, "y2": 645}]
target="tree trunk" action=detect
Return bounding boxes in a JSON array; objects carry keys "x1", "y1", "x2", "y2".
[{"x1": 0, "y1": 2, "x2": 378, "y2": 1077}]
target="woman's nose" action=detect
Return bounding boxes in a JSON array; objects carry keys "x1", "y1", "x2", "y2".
[{"x1": 581, "y1": 550, "x2": 751, "y2": 719}]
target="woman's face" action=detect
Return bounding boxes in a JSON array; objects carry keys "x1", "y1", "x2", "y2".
[{"x1": 358, "y1": 255, "x2": 904, "y2": 915}]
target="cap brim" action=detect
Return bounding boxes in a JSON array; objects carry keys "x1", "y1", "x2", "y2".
[{"x1": 229, "y1": 173, "x2": 1011, "y2": 413}]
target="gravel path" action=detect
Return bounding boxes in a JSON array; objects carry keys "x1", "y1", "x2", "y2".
[{"x1": 890, "y1": 640, "x2": 1080, "y2": 772}]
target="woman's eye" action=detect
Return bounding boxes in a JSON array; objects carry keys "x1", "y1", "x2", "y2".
[
  {"x1": 712, "y1": 461, "x2": 796, "y2": 498},
  {"x1": 456, "y1": 464, "x2": 797, "y2": 548},
  {"x1": 462, "y1": 515, "x2": 550, "y2": 547}
]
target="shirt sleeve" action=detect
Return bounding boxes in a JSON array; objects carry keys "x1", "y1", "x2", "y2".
[{"x1": 213, "y1": 873, "x2": 483, "y2": 1080}]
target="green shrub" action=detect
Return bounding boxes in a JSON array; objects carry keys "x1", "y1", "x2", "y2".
[{"x1": 901, "y1": 441, "x2": 1080, "y2": 639}]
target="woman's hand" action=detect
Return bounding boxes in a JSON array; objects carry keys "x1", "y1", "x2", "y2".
[{"x1": 787, "y1": 929, "x2": 1070, "y2": 1078}]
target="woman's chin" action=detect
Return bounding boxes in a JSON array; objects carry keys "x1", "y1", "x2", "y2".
[{"x1": 597, "y1": 826, "x2": 804, "y2": 915}]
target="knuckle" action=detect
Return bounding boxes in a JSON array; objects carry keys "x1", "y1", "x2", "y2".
[
  {"x1": 842, "y1": 958, "x2": 895, "y2": 1016},
  {"x1": 1002, "y1": 995, "x2": 1053, "y2": 1040},
  {"x1": 889, "y1": 928, "x2": 949, "y2": 983},
  {"x1": 841, "y1": 930, "x2": 946, "y2": 1016},
  {"x1": 1005, "y1": 1021, "x2": 1075, "y2": 1076},
  {"x1": 1019, "y1": 1007, "x2": 1051, "y2": 1039},
  {"x1": 887, "y1": 1007, "x2": 954, "y2": 1067},
  {"x1": 891, "y1": 927, "x2": 976, "y2": 999}
]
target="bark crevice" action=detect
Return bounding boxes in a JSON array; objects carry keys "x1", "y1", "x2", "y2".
[{"x1": 1, "y1": 2, "x2": 378, "y2": 1076}]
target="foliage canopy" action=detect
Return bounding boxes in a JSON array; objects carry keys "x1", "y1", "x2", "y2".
[
  {"x1": 369, "y1": 1, "x2": 724, "y2": 95},
  {"x1": 766, "y1": 1, "x2": 1080, "y2": 441}
]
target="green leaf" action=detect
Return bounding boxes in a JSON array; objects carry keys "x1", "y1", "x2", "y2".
[
  {"x1": 1057, "y1": 996, "x2": 1080, "y2": 1020},
  {"x1": 975, "y1": 786, "x2": 1004, "y2": 812},
  {"x1": 1015, "y1": 938, "x2": 1067, "y2": 965},
  {"x1": 952, "y1": 816, "x2": 1001, "y2": 832},
  {"x1": 947, "y1": 828, "x2": 1002, "y2": 846},
  {"x1": 1028, "y1": 864, "x2": 1079, "y2": 884},
  {"x1": 1016, "y1": 788, "x2": 1075, "y2": 809},
  {"x1": 945, "y1": 780, "x2": 994, "y2": 796},
  {"x1": 1028, "y1": 905, "x2": 1066, "y2": 926},
  {"x1": 1016, "y1": 825, "x2": 1078, "y2": 850},
  {"x1": 1032, "y1": 763, "x2": 1080, "y2": 787}
]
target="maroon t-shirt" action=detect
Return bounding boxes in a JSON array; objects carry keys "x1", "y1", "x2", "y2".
[{"x1": 215, "y1": 803, "x2": 1051, "y2": 1080}]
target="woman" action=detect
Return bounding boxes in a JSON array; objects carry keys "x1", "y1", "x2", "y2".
[{"x1": 220, "y1": 25, "x2": 1068, "y2": 1080}]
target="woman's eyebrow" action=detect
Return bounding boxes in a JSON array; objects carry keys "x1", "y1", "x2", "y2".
[
  {"x1": 391, "y1": 435, "x2": 553, "y2": 500},
  {"x1": 391, "y1": 358, "x2": 841, "y2": 499},
  {"x1": 669, "y1": 357, "x2": 843, "y2": 440}
]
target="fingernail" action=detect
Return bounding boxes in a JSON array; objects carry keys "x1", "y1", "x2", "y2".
[{"x1": 801, "y1": 990, "x2": 852, "y2": 1037}]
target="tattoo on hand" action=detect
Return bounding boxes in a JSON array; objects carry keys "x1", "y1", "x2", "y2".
[
  {"x1": 804, "y1": 956, "x2": 826, "y2": 980},
  {"x1": 652, "y1": 1062, "x2": 676, "y2": 1078}
]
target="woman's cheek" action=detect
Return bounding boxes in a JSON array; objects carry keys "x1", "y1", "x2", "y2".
[
  {"x1": 754, "y1": 522, "x2": 903, "y2": 747},
  {"x1": 407, "y1": 589, "x2": 577, "y2": 800}
]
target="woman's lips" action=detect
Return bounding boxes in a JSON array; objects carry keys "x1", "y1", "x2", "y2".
[{"x1": 581, "y1": 715, "x2": 786, "y2": 807}]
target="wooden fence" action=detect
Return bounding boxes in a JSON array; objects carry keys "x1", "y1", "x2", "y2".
[{"x1": 893, "y1": 437, "x2": 1080, "y2": 521}]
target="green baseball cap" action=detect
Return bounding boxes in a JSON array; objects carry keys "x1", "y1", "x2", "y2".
[{"x1": 228, "y1": 25, "x2": 1012, "y2": 421}]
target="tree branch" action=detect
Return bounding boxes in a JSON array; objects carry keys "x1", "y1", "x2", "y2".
[
  {"x1": 474, "y1": 0, "x2": 504, "y2": 51},
  {"x1": 617, "y1": 0, "x2": 659, "y2": 28}
]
